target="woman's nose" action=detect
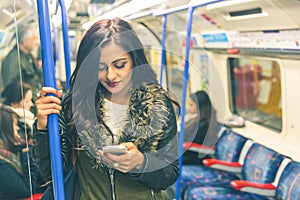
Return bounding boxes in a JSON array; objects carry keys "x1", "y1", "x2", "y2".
[{"x1": 106, "y1": 66, "x2": 117, "y2": 81}]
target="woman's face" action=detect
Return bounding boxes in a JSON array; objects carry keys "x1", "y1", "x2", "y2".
[
  {"x1": 12, "y1": 90, "x2": 33, "y2": 111},
  {"x1": 12, "y1": 116, "x2": 22, "y2": 143},
  {"x1": 187, "y1": 98, "x2": 198, "y2": 114},
  {"x1": 98, "y1": 42, "x2": 133, "y2": 99},
  {"x1": 21, "y1": 90, "x2": 33, "y2": 111}
]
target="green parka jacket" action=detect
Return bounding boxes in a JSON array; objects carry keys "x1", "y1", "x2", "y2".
[
  {"x1": 1, "y1": 45, "x2": 43, "y2": 92},
  {"x1": 33, "y1": 84, "x2": 179, "y2": 200}
]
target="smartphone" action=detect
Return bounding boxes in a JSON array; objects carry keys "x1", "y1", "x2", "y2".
[{"x1": 102, "y1": 145, "x2": 127, "y2": 155}]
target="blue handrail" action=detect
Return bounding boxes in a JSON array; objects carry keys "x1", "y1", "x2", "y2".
[
  {"x1": 36, "y1": 0, "x2": 65, "y2": 199},
  {"x1": 175, "y1": 5, "x2": 194, "y2": 200},
  {"x1": 58, "y1": 0, "x2": 71, "y2": 90},
  {"x1": 153, "y1": 5, "x2": 189, "y2": 17},
  {"x1": 175, "y1": 1, "x2": 223, "y2": 199}
]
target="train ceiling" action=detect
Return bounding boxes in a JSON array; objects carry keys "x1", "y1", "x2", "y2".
[
  {"x1": 0, "y1": 0, "x2": 34, "y2": 31},
  {"x1": 0, "y1": 0, "x2": 300, "y2": 32}
]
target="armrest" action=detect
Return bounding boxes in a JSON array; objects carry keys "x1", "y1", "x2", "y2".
[
  {"x1": 19, "y1": 193, "x2": 43, "y2": 200},
  {"x1": 202, "y1": 158, "x2": 242, "y2": 173},
  {"x1": 183, "y1": 142, "x2": 215, "y2": 155},
  {"x1": 231, "y1": 180, "x2": 276, "y2": 196}
]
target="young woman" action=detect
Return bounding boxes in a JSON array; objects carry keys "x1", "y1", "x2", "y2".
[
  {"x1": 0, "y1": 105, "x2": 39, "y2": 199},
  {"x1": 1, "y1": 81, "x2": 35, "y2": 140},
  {"x1": 182, "y1": 90, "x2": 219, "y2": 165},
  {"x1": 33, "y1": 18, "x2": 179, "y2": 199}
]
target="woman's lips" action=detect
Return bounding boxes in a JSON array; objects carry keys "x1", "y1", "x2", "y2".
[{"x1": 107, "y1": 82, "x2": 119, "y2": 87}]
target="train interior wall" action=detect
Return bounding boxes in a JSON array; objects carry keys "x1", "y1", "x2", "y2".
[{"x1": 207, "y1": 52, "x2": 300, "y2": 162}]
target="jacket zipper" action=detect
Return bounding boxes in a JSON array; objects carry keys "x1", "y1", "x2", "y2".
[
  {"x1": 150, "y1": 188, "x2": 156, "y2": 200},
  {"x1": 109, "y1": 168, "x2": 116, "y2": 200},
  {"x1": 109, "y1": 168, "x2": 155, "y2": 200}
]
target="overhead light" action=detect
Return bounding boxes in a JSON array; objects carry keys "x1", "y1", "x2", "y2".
[
  {"x1": 127, "y1": 10, "x2": 154, "y2": 20},
  {"x1": 91, "y1": 0, "x2": 115, "y2": 3},
  {"x1": 206, "y1": 0, "x2": 255, "y2": 10}
]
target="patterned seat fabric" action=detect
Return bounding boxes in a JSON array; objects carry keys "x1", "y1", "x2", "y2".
[
  {"x1": 276, "y1": 161, "x2": 300, "y2": 200},
  {"x1": 241, "y1": 143, "x2": 284, "y2": 183},
  {"x1": 180, "y1": 129, "x2": 248, "y2": 198},
  {"x1": 184, "y1": 143, "x2": 285, "y2": 200},
  {"x1": 184, "y1": 186, "x2": 268, "y2": 200},
  {"x1": 180, "y1": 165, "x2": 239, "y2": 194},
  {"x1": 215, "y1": 129, "x2": 248, "y2": 161}
]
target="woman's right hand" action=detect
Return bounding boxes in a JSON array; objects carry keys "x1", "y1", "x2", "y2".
[{"x1": 35, "y1": 87, "x2": 63, "y2": 130}]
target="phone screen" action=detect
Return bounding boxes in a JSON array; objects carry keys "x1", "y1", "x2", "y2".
[{"x1": 102, "y1": 145, "x2": 127, "y2": 155}]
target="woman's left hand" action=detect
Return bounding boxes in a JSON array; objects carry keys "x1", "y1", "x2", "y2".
[{"x1": 98, "y1": 142, "x2": 144, "y2": 173}]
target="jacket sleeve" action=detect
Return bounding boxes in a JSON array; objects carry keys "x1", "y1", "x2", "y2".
[
  {"x1": 0, "y1": 161, "x2": 32, "y2": 199},
  {"x1": 0, "y1": 147, "x2": 39, "y2": 199},
  {"x1": 127, "y1": 97, "x2": 180, "y2": 190},
  {"x1": 32, "y1": 114, "x2": 72, "y2": 184},
  {"x1": 1, "y1": 49, "x2": 19, "y2": 87}
]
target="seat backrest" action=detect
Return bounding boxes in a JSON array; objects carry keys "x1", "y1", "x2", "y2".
[
  {"x1": 276, "y1": 160, "x2": 300, "y2": 200},
  {"x1": 216, "y1": 123, "x2": 226, "y2": 137},
  {"x1": 242, "y1": 143, "x2": 285, "y2": 184},
  {"x1": 215, "y1": 129, "x2": 247, "y2": 162}
]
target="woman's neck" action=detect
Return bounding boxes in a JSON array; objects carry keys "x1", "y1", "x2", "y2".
[
  {"x1": 104, "y1": 90, "x2": 131, "y2": 105},
  {"x1": 106, "y1": 96, "x2": 129, "y2": 105},
  {"x1": 104, "y1": 82, "x2": 132, "y2": 105}
]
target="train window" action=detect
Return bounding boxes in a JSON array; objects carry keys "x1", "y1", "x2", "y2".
[
  {"x1": 0, "y1": 17, "x2": 45, "y2": 197},
  {"x1": 228, "y1": 57, "x2": 282, "y2": 132},
  {"x1": 164, "y1": 12, "x2": 188, "y2": 103}
]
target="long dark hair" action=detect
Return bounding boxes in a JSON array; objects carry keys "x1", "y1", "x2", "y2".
[
  {"x1": 0, "y1": 105, "x2": 21, "y2": 152},
  {"x1": 2, "y1": 81, "x2": 32, "y2": 105},
  {"x1": 185, "y1": 91, "x2": 218, "y2": 147},
  {"x1": 190, "y1": 91, "x2": 216, "y2": 125},
  {"x1": 62, "y1": 18, "x2": 176, "y2": 147}
]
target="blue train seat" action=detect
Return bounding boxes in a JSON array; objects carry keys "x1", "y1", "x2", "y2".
[
  {"x1": 276, "y1": 160, "x2": 300, "y2": 199},
  {"x1": 183, "y1": 143, "x2": 285, "y2": 200},
  {"x1": 183, "y1": 123, "x2": 226, "y2": 157},
  {"x1": 180, "y1": 128, "x2": 250, "y2": 198},
  {"x1": 230, "y1": 158, "x2": 300, "y2": 200}
]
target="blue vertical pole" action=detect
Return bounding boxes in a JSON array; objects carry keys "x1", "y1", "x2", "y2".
[
  {"x1": 175, "y1": 5, "x2": 194, "y2": 200},
  {"x1": 159, "y1": 14, "x2": 167, "y2": 85},
  {"x1": 58, "y1": 0, "x2": 71, "y2": 90},
  {"x1": 36, "y1": 1, "x2": 66, "y2": 199}
]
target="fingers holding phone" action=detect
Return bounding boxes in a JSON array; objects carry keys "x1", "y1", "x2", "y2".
[
  {"x1": 98, "y1": 143, "x2": 144, "y2": 172},
  {"x1": 98, "y1": 145, "x2": 127, "y2": 168}
]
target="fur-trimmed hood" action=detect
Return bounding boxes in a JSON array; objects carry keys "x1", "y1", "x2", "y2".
[{"x1": 77, "y1": 83, "x2": 176, "y2": 167}]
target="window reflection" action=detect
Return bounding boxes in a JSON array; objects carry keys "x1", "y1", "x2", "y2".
[
  {"x1": 229, "y1": 57, "x2": 282, "y2": 132},
  {"x1": 0, "y1": 17, "x2": 44, "y2": 198}
]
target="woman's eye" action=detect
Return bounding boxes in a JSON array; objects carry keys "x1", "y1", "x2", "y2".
[
  {"x1": 114, "y1": 62, "x2": 126, "y2": 69},
  {"x1": 98, "y1": 63, "x2": 107, "y2": 71}
]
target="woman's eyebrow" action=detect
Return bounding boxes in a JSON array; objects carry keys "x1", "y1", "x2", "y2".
[
  {"x1": 99, "y1": 58, "x2": 127, "y2": 65},
  {"x1": 112, "y1": 58, "x2": 127, "y2": 63}
]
